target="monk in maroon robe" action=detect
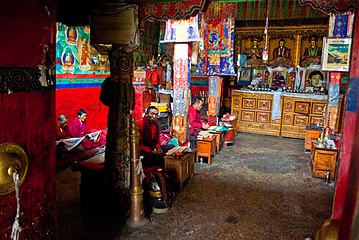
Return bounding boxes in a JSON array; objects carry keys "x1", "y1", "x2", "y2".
[
  {"x1": 139, "y1": 106, "x2": 165, "y2": 167},
  {"x1": 69, "y1": 109, "x2": 106, "y2": 150},
  {"x1": 56, "y1": 114, "x2": 71, "y2": 140},
  {"x1": 139, "y1": 106, "x2": 175, "y2": 168},
  {"x1": 188, "y1": 97, "x2": 209, "y2": 149}
]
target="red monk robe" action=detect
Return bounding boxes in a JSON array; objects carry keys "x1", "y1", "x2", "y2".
[
  {"x1": 188, "y1": 105, "x2": 204, "y2": 137},
  {"x1": 56, "y1": 124, "x2": 72, "y2": 140},
  {"x1": 139, "y1": 115, "x2": 161, "y2": 153},
  {"x1": 69, "y1": 118, "x2": 106, "y2": 150}
]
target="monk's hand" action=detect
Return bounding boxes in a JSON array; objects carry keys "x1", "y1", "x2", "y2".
[{"x1": 203, "y1": 123, "x2": 210, "y2": 130}]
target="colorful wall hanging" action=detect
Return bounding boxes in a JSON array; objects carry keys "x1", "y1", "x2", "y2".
[
  {"x1": 56, "y1": 23, "x2": 110, "y2": 89},
  {"x1": 163, "y1": 15, "x2": 201, "y2": 43},
  {"x1": 133, "y1": 21, "x2": 160, "y2": 67},
  {"x1": 328, "y1": 72, "x2": 342, "y2": 131},
  {"x1": 195, "y1": 3, "x2": 236, "y2": 76},
  {"x1": 328, "y1": 11, "x2": 355, "y2": 37},
  {"x1": 208, "y1": 76, "x2": 222, "y2": 117}
]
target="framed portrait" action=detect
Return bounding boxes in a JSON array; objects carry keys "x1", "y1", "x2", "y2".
[
  {"x1": 270, "y1": 70, "x2": 287, "y2": 90},
  {"x1": 321, "y1": 37, "x2": 352, "y2": 72},
  {"x1": 305, "y1": 68, "x2": 327, "y2": 89}
]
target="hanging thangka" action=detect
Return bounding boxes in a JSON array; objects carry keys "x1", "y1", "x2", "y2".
[
  {"x1": 328, "y1": 11, "x2": 355, "y2": 37},
  {"x1": 195, "y1": 3, "x2": 236, "y2": 76},
  {"x1": 208, "y1": 76, "x2": 222, "y2": 117},
  {"x1": 172, "y1": 44, "x2": 190, "y2": 143}
]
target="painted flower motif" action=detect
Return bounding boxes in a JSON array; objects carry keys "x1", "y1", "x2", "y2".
[
  {"x1": 162, "y1": 3, "x2": 169, "y2": 13},
  {"x1": 175, "y1": 2, "x2": 185, "y2": 15},
  {"x1": 145, "y1": 5, "x2": 157, "y2": 15}
]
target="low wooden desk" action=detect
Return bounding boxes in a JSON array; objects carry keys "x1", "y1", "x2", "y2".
[
  {"x1": 164, "y1": 152, "x2": 195, "y2": 192},
  {"x1": 209, "y1": 131, "x2": 225, "y2": 154},
  {"x1": 311, "y1": 140, "x2": 338, "y2": 180},
  {"x1": 305, "y1": 128, "x2": 321, "y2": 151},
  {"x1": 196, "y1": 135, "x2": 216, "y2": 164}
]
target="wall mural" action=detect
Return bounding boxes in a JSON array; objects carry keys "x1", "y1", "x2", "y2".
[{"x1": 56, "y1": 23, "x2": 110, "y2": 89}]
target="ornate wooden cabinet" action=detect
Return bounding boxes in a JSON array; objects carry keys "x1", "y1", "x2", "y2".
[
  {"x1": 281, "y1": 94, "x2": 327, "y2": 139},
  {"x1": 231, "y1": 91, "x2": 343, "y2": 139},
  {"x1": 231, "y1": 90, "x2": 282, "y2": 136}
]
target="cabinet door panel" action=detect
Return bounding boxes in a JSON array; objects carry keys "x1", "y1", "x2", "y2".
[
  {"x1": 312, "y1": 102, "x2": 326, "y2": 115},
  {"x1": 257, "y1": 99, "x2": 271, "y2": 111},
  {"x1": 294, "y1": 115, "x2": 309, "y2": 126},
  {"x1": 242, "y1": 98, "x2": 256, "y2": 109},
  {"x1": 257, "y1": 112, "x2": 270, "y2": 123},
  {"x1": 310, "y1": 115, "x2": 324, "y2": 126},
  {"x1": 241, "y1": 110, "x2": 255, "y2": 122},
  {"x1": 294, "y1": 101, "x2": 311, "y2": 115}
]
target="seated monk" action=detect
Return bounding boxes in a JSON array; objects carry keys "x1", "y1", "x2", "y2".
[
  {"x1": 69, "y1": 109, "x2": 106, "y2": 150},
  {"x1": 188, "y1": 97, "x2": 210, "y2": 149},
  {"x1": 56, "y1": 114, "x2": 83, "y2": 158},
  {"x1": 56, "y1": 114, "x2": 71, "y2": 140},
  {"x1": 139, "y1": 106, "x2": 174, "y2": 168}
]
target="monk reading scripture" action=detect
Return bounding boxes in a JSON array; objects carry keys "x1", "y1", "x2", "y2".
[
  {"x1": 69, "y1": 109, "x2": 106, "y2": 150},
  {"x1": 188, "y1": 97, "x2": 209, "y2": 149}
]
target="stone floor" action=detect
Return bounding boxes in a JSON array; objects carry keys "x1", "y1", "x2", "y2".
[{"x1": 56, "y1": 133, "x2": 334, "y2": 240}]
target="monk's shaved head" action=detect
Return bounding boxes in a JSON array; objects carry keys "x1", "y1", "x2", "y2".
[{"x1": 58, "y1": 114, "x2": 68, "y2": 121}]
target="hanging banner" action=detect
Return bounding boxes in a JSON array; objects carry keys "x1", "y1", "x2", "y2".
[{"x1": 195, "y1": 3, "x2": 236, "y2": 76}]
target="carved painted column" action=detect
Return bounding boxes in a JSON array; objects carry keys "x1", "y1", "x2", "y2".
[
  {"x1": 104, "y1": 46, "x2": 135, "y2": 217},
  {"x1": 172, "y1": 43, "x2": 190, "y2": 144}
]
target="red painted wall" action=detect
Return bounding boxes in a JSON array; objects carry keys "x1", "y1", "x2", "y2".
[
  {"x1": 56, "y1": 88, "x2": 108, "y2": 130},
  {"x1": 0, "y1": 1, "x2": 57, "y2": 239}
]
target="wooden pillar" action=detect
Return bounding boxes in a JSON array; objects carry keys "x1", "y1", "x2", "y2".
[
  {"x1": 104, "y1": 46, "x2": 135, "y2": 218},
  {"x1": 332, "y1": 11, "x2": 359, "y2": 239}
]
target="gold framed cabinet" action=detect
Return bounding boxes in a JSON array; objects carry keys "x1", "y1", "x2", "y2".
[
  {"x1": 281, "y1": 94, "x2": 327, "y2": 138},
  {"x1": 231, "y1": 90, "x2": 282, "y2": 136},
  {"x1": 231, "y1": 90, "x2": 342, "y2": 139}
]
